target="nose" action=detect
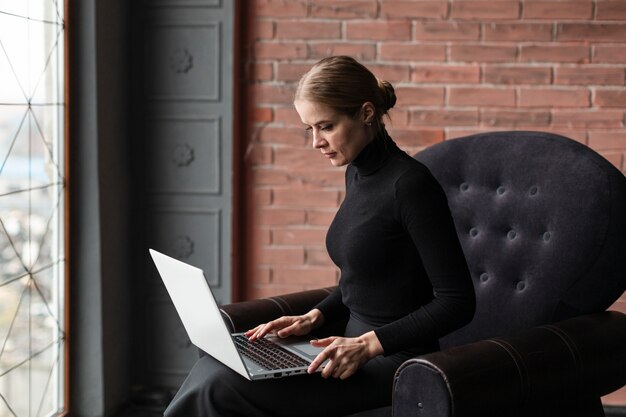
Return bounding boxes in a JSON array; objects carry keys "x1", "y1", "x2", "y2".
[{"x1": 312, "y1": 130, "x2": 327, "y2": 149}]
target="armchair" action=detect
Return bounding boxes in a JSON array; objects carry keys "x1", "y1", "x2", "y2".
[{"x1": 220, "y1": 131, "x2": 626, "y2": 417}]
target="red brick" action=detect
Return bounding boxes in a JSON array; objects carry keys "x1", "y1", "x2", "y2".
[
  {"x1": 519, "y1": 88, "x2": 590, "y2": 108},
  {"x1": 274, "y1": 147, "x2": 333, "y2": 170},
  {"x1": 247, "y1": 144, "x2": 273, "y2": 166},
  {"x1": 306, "y1": 248, "x2": 335, "y2": 267},
  {"x1": 310, "y1": 0, "x2": 378, "y2": 19},
  {"x1": 450, "y1": 45, "x2": 518, "y2": 62},
  {"x1": 258, "y1": 246, "x2": 305, "y2": 265},
  {"x1": 285, "y1": 169, "x2": 345, "y2": 188},
  {"x1": 272, "y1": 266, "x2": 337, "y2": 286},
  {"x1": 387, "y1": 129, "x2": 445, "y2": 147},
  {"x1": 545, "y1": 129, "x2": 587, "y2": 143},
  {"x1": 451, "y1": 1, "x2": 520, "y2": 20},
  {"x1": 273, "y1": 228, "x2": 327, "y2": 245},
  {"x1": 557, "y1": 24, "x2": 626, "y2": 42},
  {"x1": 412, "y1": 65, "x2": 480, "y2": 84},
  {"x1": 413, "y1": 22, "x2": 480, "y2": 41},
  {"x1": 307, "y1": 210, "x2": 336, "y2": 226},
  {"x1": 481, "y1": 110, "x2": 551, "y2": 127},
  {"x1": 597, "y1": 151, "x2": 624, "y2": 171},
  {"x1": 449, "y1": 87, "x2": 516, "y2": 107},
  {"x1": 396, "y1": 87, "x2": 445, "y2": 107},
  {"x1": 254, "y1": 188, "x2": 273, "y2": 205},
  {"x1": 273, "y1": 188, "x2": 340, "y2": 208},
  {"x1": 276, "y1": 63, "x2": 311, "y2": 82},
  {"x1": 555, "y1": 67, "x2": 625, "y2": 86},
  {"x1": 552, "y1": 110, "x2": 624, "y2": 128},
  {"x1": 254, "y1": 228, "x2": 272, "y2": 246},
  {"x1": 254, "y1": 42, "x2": 308, "y2": 59},
  {"x1": 275, "y1": 21, "x2": 341, "y2": 40},
  {"x1": 593, "y1": 46, "x2": 626, "y2": 63},
  {"x1": 387, "y1": 109, "x2": 409, "y2": 127},
  {"x1": 346, "y1": 20, "x2": 411, "y2": 41},
  {"x1": 594, "y1": 90, "x2": 626, "y2": 107},
  {"x1": 309, "y1": 43, "x2": 377, "y2": 60},
  {"x1": 483, "y1": 66, "x2": 552, "y2": 85},
  {"x1": 483, "y1": 23, "x2": 553, "y2": 42},
  {"x1": 249, "y1": 20, "x2": 274, "y2": 40},
  {"x1": 249, "y1": 63, "x2": 273, "y2": 81},
  {"x1": 596, "y1": 1, "x2": 626, "y2": 20},
  {"x1": 588, "y1": 132, "x2": 626, "y2": 150},
  {"x1": 410, "y1": 110, "x2": 479, "y2": 127},
  {"x1": 368, "y1": 64, "x2": 412, "y2": 82},
  {"x1": 258, "y1": 126, "x2": 306, "y2": 144},
  {"x1": 523, "y1": 1, "x2": 593, "y2": 20},
  {"x1": 380, "y1": 1, "x2": 448, "y2": 19},
  {"x1": 520, "y1": 45, "x2": 589, "y2": 63},
  {"x1": 249, "y1": 266, "x2": 271, "y2": 284},
  {"x1": 251, "y1": 0, "x2": 308, "y2": 17},
  {"x1": 253, "y1": 107, "x2": 273, "y2": 123},
  {"x1": 445, "y1": 129, "x2": 490, "y2": 140},
  {"x1": 252, "y1": 168, "x2": 291, "y2": 186},
  {"x1": 251, "y1": 83, "x2": 296, "y2": 105},
  {"x1": 379, "y1": 43, "x2": 446, "y2": 62},
  {"x1": 274, "y1": 107, "x2": 302, "y2": 126}
]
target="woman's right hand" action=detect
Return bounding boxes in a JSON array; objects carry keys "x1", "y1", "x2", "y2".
[{"x1": 245, "y1": 309, "x2": 325, "y2": 341}]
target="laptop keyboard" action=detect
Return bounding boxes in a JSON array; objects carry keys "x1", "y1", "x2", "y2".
[{"x1": 233, "y1": 335, "x2": 310, "y2": 370}]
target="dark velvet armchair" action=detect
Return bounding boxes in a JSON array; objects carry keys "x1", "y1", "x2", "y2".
[{"x1": 219, "y1": 131, "x2": 626, "y2": 417}]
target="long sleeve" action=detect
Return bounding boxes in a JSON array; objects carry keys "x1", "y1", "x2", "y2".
[{"x1": 373, "y1": 169, "x2": 475, "y2": 354}]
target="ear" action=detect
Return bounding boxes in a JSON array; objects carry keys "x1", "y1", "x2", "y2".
[{"x1": 360, "y1": 102, "x2": 375, "y2": 124}]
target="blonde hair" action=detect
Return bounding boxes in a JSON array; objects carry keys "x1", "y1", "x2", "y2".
[{"x1": 295, "y1": 56, "x2": 396, "y2": 133}]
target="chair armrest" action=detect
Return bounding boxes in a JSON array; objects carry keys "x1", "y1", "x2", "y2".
[
  {"x1": 393, "y1": 311, "x2": 626, "y2": 417},
  {"x1": 219, "y1": 287, "x2": 336, "y2": 333}
]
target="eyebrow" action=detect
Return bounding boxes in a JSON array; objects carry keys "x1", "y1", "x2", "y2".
[{"x1": 303, "y1": 119, "x2": 332, "y2": 127}]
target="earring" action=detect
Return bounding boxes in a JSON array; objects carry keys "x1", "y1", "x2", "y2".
[{"x1": 366, "y1": 122, "x2": 372, "y2": 126}]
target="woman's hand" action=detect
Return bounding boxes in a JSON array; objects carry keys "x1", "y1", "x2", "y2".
[
  {"x1": 245, "y1": 309, "x2": 325, "y2": 341},
  {"x1": 307, "y1": 331, "x2": 384, "y2": 380}
]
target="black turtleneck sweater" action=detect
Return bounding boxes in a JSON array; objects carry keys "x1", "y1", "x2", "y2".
[{"x1": 315, "y1": 134, "x2": 475, "y2": 356}]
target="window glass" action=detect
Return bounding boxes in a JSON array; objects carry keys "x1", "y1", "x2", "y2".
[{"x1": 0, "y1": 1, "x2": 65, "y2": 415}]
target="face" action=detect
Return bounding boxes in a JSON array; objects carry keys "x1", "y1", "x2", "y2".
[{"x1": 294, "y1": 100, "x2": 375, "y2": 167}]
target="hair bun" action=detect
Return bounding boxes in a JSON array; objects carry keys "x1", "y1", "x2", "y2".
[{"x1": 378, "y1": 79, "x2": 397, "y2": 112}]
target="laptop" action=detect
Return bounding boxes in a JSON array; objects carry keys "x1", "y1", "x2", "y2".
[{"x1": 149, "y1": 249, "x2": 326, "y2": 380}]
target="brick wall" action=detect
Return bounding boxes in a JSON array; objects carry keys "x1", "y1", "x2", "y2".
[{"x1": 238, "y1": 0, "x2": 626, "y2": 402}]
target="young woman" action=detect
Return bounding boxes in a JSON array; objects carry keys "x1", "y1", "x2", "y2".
[{"x1": 164, "y1": 56, "x2": 475, "y2": 417}]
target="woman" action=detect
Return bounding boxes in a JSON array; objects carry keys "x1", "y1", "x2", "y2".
[{"x1": 165, "y1": 56, "x2": 475, "y2": 417}]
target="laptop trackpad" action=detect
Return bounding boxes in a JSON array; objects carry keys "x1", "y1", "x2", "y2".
[{"x1": 268, "y1": 336, "x2": 324, "y2": 360}]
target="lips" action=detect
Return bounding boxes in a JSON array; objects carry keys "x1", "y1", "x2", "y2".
[{"x1": 323, "y1": 152, "x2": 336, "y2": 158}]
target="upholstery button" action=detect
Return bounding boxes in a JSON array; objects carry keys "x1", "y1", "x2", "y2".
[
  {"x1": 480, "y1": 273, "x2": 489, "y2": 282},
  {"x1": 516, "y1": 281, "x2": 526, "y2": 291},
  {"x1": 497, "y1": 186, "x2": 506, "y2": 195},
  {"x1": 543, "y1": 232, "x2": 551, "y2": 242},
  {"x1": 460, "y1": 183, "x2": 469, "y2": 192},
  {"x1": 529, "y1": 186, "x2": 538, "y2": 196},
  {"x1": 470, "y1": 228, "x2": 479, "y2": 237},
  {"x1": 507, "y1": 230, "x2": 517, "y2": 240}
]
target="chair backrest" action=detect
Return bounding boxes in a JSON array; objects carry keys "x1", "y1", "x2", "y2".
[{"x1": 414, "y1": 131, "x2": 626, "y2": 349}]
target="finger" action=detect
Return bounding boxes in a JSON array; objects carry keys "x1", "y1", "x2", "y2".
[
  {"x1": 276, "y1": 321, "x2": 301, "y2": 338},
  {"x1": 310, "y1": 336, "x2": 336, "y2": 347},
  {"x1": 308, "y1": 345, "x2": 335, "y2": 374}
]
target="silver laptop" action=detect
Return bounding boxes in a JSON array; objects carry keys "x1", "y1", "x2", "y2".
[{"x1": 149, "y1": 249, "x2": 326, "y2": 380}]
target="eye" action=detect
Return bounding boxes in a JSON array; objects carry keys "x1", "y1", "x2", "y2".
[
  {"x1": 304, "y1": 126, "x2": 312, "y2": 137},
  {"x1": 320, "y1": 124, "x2": 333, "y2": 131}
]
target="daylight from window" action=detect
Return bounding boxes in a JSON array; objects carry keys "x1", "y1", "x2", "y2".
[{"x1": 0, "y1": 1, "x2": 65, "y2": 416}]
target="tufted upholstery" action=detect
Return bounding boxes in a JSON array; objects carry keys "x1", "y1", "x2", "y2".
[
  {"x1": 214, "y1": 131, "x2": 626, "y2": 417},
  {"x1": 414, "y1": 131, "x2": 626, "y2": 348}
]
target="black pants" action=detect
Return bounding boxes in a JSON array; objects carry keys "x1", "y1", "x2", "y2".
[{"x1": 164, "y1": 316, "x2": 436, "y2": 417}]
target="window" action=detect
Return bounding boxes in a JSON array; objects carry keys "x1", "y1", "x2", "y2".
[{"x1": 0, "y1": 1, "x2": 66, "y2": 416}]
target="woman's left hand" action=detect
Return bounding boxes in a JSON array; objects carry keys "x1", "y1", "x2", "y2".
[{"x1": 307, "y1": 331, "x2": 384, "y2": 380}]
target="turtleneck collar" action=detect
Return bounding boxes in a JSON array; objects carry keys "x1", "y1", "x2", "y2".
[{"x1": 351, "y1": 131, "x2": 398, "y2": 176}]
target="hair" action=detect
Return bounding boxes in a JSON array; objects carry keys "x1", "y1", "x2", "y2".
[{"x1": 294, "y1": 56, "x2": 396, "y2": 134}]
